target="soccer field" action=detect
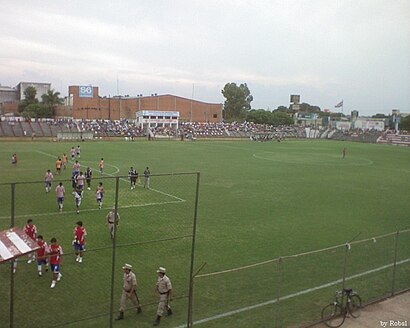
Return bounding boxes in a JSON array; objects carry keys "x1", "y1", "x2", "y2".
[{"x1": 0, "y1": 139, "x2": 409, "y2": 327}]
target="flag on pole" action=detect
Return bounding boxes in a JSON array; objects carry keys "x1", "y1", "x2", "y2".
[{"x1": 335, "y1": 100, "x2": 343, "y2": 108}]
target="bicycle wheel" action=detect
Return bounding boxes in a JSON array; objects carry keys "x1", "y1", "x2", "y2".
[
  {"x1": 348, "y1": 294, "x2": 362, "y2": 318},
  {"x1": 321, "y1": 303, "x2": 345, "y2": 328}
]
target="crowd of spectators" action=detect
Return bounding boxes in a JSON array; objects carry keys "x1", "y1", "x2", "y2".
[
  {"x1": 328, "y1": 128, "x2": 384, "y2": 143},
  {"x1": 5, "y1": 117, "x2": 404, "y2": 145},
  {"x1": 76, "y1": 119, "x2": 144, "y2": 137}
]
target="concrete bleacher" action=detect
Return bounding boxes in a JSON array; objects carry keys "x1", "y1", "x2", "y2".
[
  {"x1": 0, "y1": 121, "x2": 15, "y2": 137},
  {"x1": 20, "y1": 121, "x2": 33, "y2": 136},
  {"x1": 12, "y1": 122, "x2": 24, "y2": 136},
  {"x1": 377, "y1": 133, "x2": 410, "y2": 146},
  {"x1": 30, "y1": 121, "x2": 45, "y2": 137}
]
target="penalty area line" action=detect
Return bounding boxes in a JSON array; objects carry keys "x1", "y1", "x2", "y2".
[{"x1": 174, "y1": 257, "x2": 410, "y2": 328}]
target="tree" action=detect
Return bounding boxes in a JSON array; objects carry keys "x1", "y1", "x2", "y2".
[
  {"x1": 273, "y1": 105, "x2": 291, "y2": 113},
  {"x1": 298, "y1": 103, "x2": 321, "y2": 113},
  {"x1": 271, "y1": 112, "x2": 294, "y2": 125},
  {"x1": 221, "y1": 82, "x2": 253, "y2": 120},
  {"x1": 372, "y1": 113, "x2": 387, "y2": 119},
  {"x1": 41, "y1": 89, "x2": 64, "y2": 116},
  {"x1": 22, "y1": 103, "x2": 52, "y2": 118},
  {"x1": 18, "y1": 86, "x2": 38, "y2": 113},
  {"x1": 399, "y1": 115, "x2": 410, "y2": 131},
  {"x1": 246, "y1": 109, "x2": 294, "y2": 126}
]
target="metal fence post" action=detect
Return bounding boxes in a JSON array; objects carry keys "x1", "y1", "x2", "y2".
[
  {"x1": 275, "y1": 257, "x2": 283, "y2": 328},
  {"x1": 9, "y1": 183, "x2": 16, "y2": 328},
  {"x1": 391, "y1": 231, "x2": 399, "y2": 296},
  {"x1": 341, "y1": 243, "x2": 349, "y2": 291},
  {"x1": 187, "y1": 172, "x2": 200, "y2": 328},
  {"x1": 109, "y1": 177, "x2": 120, "y2": 328}
]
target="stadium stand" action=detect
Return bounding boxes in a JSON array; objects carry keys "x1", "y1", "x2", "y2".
[
  {"x1": 3, "y1": 118, "x2": 408, "y2": 146},
  {"x1": 377, "y1": 131, "x2": 410, "y2": 146}
]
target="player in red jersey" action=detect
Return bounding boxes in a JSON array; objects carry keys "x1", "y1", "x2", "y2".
[
  {"x1": 24, "y1": 219, "x2": 37, "y2": 263},
  {"x1": 73, "y1": 221, "x2": 87, "y2": 263},
  {"x1": 36, "y1": 235, "x2": 49, "y2": 276},
  {"x1": 49, "y1": 237, "x2": 63, "y2": 288}
]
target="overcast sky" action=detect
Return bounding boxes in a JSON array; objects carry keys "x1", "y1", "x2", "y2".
[{"x1": 1, "y1": 0, "x2": 409, "y2": 116}]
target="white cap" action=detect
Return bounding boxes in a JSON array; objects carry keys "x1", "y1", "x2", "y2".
[
  {"x1": 122, "y1": 263, "x2": 132, "y2": 270},
  {"x1": 156, "y1": 266, "x2": 166, "y2": 274}
]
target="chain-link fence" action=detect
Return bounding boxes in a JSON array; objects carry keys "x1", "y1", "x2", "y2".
[
  {"x1": 192, "y1": 230, "x2": 410, "y2": 328},
  {"x1": 0, "y1": 173, "x2": 200, "y2": 328},
  {"x1": 1, "y1": 174, "x2": 409, "y2": 328}
]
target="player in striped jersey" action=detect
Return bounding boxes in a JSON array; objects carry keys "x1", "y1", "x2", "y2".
[
  {"x1": 73, "y1": 221, "x2": 87, "y2": 263},
  {"x1": 24, "y1": 219, "x2": 37, "y2": 263},
  {"x1": 49, "y1": 237, "x2": 63, "y2": 288},
  {"x1": 36, "y1": 235, "x2": 49, "y2": 276}
]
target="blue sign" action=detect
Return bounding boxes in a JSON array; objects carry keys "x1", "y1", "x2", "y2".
[{"x1": 79, "y1": 86, "x2": 93, "y2": 98}]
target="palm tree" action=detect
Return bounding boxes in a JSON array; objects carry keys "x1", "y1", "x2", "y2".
[{"x1": 41, "y1": 89, "x2": 64, "y2": 116}]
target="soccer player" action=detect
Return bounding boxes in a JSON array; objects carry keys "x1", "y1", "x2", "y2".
[
  {"x1": 55, "y1": 182, "x2": 65, "y2": 212},
  {"x1": 74, "y1": 188, "x2": 82, "y2": 214},
  {"x1": 11, "y1": 153, "x2": 18, "y2": 165},
  {"x1": 76, "y1": 145, "x2": 81, "y2": 158},
  {"x1": 99, "y1": 158, "x2": 104, "y2": 174},
  {"x1": 24, "y1": 219, "x2": 37, "y2": 263},
  {"x1": 71, "y1": 171, "x2": 79, "y2": 189},
  {"x1": 36, "y1": 235, "x2": 49, "y2": 276},
  {"x1": 70, "y1": 146, "x2": 76, "y2": 161},
  {"x1": 62, "y1": 153, "x2": 68, "y2": 170},
  {"x1": 85, "y1": 167, "x2": 92, "y2": 190},
  {"x1": 73, "y1": 160, "x2": 81, "y2": 175},
  {"x1": 76, "y1": 171, "x2": 85, "y2": 197},
  {"x1": 45, "y1": 169, "x2": 54, "y2": 193},
  {"x1": 96, "y1": 182, "x2": 105, "y2": 209},
  {"x1": 129, "y1": 167, "x2": 137, "y2": 190},
  {"x1": 49, "y1": 237, "x2": 63, "y2": 288},
  {"x1": 55, "y1": 158, "x2": 62, "y2": 175},
  {"x1": 73, "y1": 221, "x2": 87, "y2": 263}
]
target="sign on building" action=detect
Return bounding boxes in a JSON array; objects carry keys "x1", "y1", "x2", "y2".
[{"x1": 79, "y1": 85, "x2": 94, "y2": 98}]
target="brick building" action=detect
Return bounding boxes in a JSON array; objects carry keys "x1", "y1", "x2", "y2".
[{"x1": 68, "y1": 86, "x2": 223, "y2": 122}]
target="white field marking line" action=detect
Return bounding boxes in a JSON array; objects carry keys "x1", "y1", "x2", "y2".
[
  {"x1": 174, "y1": 257, "x2": 410, "y2": 328},
  {"x1": 252, "y1": 152, "x2": 374, "y2": 166},
  {"x1": 35, "y1": 150, "x2": 186, "y2": 202},
  {"x1": 0, "y1": 200, "x2": 184, "y2": 220}
]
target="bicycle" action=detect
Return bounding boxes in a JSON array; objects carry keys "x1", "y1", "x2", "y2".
[{"x1": 321, "y1": 288, "x2": 362, "y2": 327}]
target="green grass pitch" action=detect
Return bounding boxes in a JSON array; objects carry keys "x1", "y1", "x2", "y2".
[{"x1": 0, "y1": 139, "x2": 409, "y2": 327}]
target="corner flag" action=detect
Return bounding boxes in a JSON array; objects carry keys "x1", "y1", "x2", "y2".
[{"x1": 335, "y1": 100, "x2": 343, "y2": 108}]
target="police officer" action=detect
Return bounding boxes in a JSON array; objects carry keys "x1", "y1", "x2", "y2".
[
  {"x1": 106, "y1": 207, "x2": 120, "y2": 239},
  {"x1": 143, "y1": 167, "x2": 150, "y2": 189},
  {"x1": 153, "y1": 266, "x2": 172, "y2": 326},
  {"x1": 115, "y1": 263, "x2": 142, "y2": 320}
]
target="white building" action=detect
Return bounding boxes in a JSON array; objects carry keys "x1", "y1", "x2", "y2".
[
  {"x1": 353, "y1": 118, "x2": 385, "y2": 131},
  {"x1": 136, "y1": 110, "x2": 179, "y2": 129},
  {"x1": 17, "y1": 82, "x2": 51, "y2": 101}
]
